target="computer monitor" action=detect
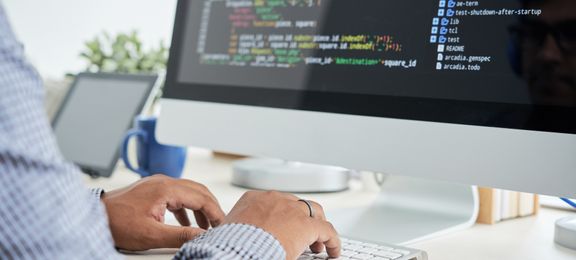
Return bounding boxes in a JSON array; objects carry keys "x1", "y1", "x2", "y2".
[
  {"x1": 159, "y1": 0, "x2": 575, "y2": 197},
  {"x1": 158, "y1": 0, "x2": 576, "y2": 244}
]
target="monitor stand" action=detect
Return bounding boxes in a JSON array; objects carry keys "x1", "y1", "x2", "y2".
[
  {"x1": 327, "y1": 174, "x2": 479, "y2": 245},
  {"x1": 232, "y1": 158, "x2": 479, "y2": 244},
  {"x1": 231, "y1": 158, "x2": 350, "y2": 193},
  {"x1": 555, "y1": 216, "x2": 576, "y2": 250}
]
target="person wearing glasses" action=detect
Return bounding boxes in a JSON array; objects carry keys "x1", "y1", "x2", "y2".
[{"x1": 510, "y1": 0, "x2": 576, "y2": 106}]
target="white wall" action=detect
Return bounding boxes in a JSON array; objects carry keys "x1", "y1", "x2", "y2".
[{"x1": 2, "y1": 0, "x2": 177, "y2": 79}]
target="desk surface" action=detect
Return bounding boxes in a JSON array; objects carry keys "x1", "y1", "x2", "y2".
[{"x1": 85, "y1": 149, "x2": 576, "y2": 260}]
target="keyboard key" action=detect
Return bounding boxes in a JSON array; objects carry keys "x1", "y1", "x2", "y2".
[
  {"x1": 361, "y1": 242, "x2": 380, "y2": 248},
  {"x1": 351, "y1": 253, "x2": 373, "y2": 259},
  {"x1": 391, "y1": 249, "x2": 411, "y2": 255},
  {"x1": 374, "y1": 251, "x2": 403, "y2": 259},
  {"x1": 359, "y1": 248, "x2": 378, "y2": 254},
  {"x1": 341, "y1": 250, "x2": 357, "y2": 257},
  {"x1": 340, "y1": 249, "x2": 357, "y2": 256},
  {"x1": 375, "y1": 245, "x2": 394, "y2": 251},
  {"x1": 345, "y1": 239, "x2": 363, "y2": 245},
  {"x1": 346, "y1": 244, "x2": 364, "y2": 251}
]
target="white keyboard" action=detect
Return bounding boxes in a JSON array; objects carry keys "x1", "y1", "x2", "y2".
[{"x1": 299, "y1": 237, "x2": 427, "y2": 260}]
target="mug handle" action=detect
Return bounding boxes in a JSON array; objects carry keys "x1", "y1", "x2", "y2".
[{"x1": 121, "y1": 129, "x2": 149, "y2": 177}]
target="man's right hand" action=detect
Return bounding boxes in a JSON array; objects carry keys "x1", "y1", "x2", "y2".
[{"x1": 223, "y1": 191, "x2": 341, "y2": 260}]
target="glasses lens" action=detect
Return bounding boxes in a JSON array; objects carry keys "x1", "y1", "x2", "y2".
[
  {"x1": 513, "y1": 21, "x2": 576, "y2": 54},
  {"x1": 556, "y1": 22, "x2": 576, "y2": 53}
]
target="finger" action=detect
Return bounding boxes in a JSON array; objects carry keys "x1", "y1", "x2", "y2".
[
  {"x1": 177, "y1": 180, "x2": 226, "y2": 225},
  {"x1": 193, "y1": 210, "x2": 210, "y2": 230},
  {"x1": 179, "y1": 179, "x2": 222, "y2": 206},
  {"x1": 297, "y1": 200, "x2": 314, "y2": 218},
  {"x1": 171, "y1": 208, "x2": 191, "y2": 226},
  {"x1": 151, "y1": 223, "x2": 206, "y2": 249},
  {"x1": 170, "y1": 183, "x2": 226, "y2": 227},
  {"x1": 310, "y1": 241, "x2": 325, "y2": 254},
  {"x1": 315, "y1": 221, "x2": 341, "y2": 258},
  {"x1": 296, "y1": 200, "x2": 326, "y2": 220},
  {"x1": 308, "y1": 201, "x2": 326, "y2": 220}
]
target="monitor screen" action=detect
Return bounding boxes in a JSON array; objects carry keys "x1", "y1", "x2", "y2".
[{"x1": 165, "y1": 0, "x2": 576, "y2": 134}]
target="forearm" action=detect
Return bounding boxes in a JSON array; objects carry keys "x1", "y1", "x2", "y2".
[
  {"x1": 174, "y1": 223, "x2": 286, "y2": 260},
  {"x1": 0, "y1": 4, "x2": 121, "y2": 258},
  {"x1": 0, "y1": 155, "x2": 121, "y2": 259}
]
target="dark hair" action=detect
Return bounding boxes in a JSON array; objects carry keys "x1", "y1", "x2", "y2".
[{"x1": 520, "y1": 0, "x2": 545, "y2": 5}]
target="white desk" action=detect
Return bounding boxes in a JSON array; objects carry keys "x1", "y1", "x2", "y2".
[{"x1": 85, "y1": 149, "x2": 576, "y2": 260}]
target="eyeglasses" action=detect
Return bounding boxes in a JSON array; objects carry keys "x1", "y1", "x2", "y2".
[{"x1": 509, "y1": 20, "x2": 576, "y2": 54}]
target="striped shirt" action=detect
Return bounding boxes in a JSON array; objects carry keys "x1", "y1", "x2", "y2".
[{"x1": 0, "y1": 4, "x2": 285, "y2": 260}]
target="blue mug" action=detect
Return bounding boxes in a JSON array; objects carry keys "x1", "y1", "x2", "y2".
[{"x1": 121, "y1": 116, "x2": 187, "y2": 178}]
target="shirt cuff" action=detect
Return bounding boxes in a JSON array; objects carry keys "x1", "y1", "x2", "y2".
[
  {"x1": 174, "y1": 223, "x2": 286, "y2": 260},
  {"x1": 90, "y1": 188, "x2": 105, "y2": 200}
]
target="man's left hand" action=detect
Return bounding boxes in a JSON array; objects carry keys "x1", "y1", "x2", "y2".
[{"x1": 101, "y1": 174, "x2": 225, "y2": 251}]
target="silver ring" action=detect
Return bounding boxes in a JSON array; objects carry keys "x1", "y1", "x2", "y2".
[{"x1": 298, "y1": 199, "x2": 315, "y2": 218}]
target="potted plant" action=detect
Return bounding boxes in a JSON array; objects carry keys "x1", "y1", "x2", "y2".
[
  {"x1": 46, "y1": 31, "x2": 169, "y2": 119},
  {"x1": 80, "y1": 30, "x2": 168, "y2": 74}
]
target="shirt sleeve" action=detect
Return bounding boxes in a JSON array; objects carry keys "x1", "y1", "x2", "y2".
[
  {"x1": 0, "y1": 4, "x2": 286, "y2": 260},
  {"x1": 91, "y1": 188, "x2": 106, "y2": 200},
  {"x1": 174, "y1": 224, "x2": 286, "y2": 260},
  {"x1": 0, "y1": 4, "x2": 121, "y2": 259}
]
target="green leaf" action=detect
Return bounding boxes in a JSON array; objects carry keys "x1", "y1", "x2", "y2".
[{"x1": 79, "y1": 30, "x2": 169, "y2": 74}]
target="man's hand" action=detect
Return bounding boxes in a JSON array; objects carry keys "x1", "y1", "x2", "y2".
[
  {"x1": 102, "y1": 174, "x2": 225, "y2": 251},
  {"x1": 223, "y1": 191, "x2": 341, "y2": 260}
]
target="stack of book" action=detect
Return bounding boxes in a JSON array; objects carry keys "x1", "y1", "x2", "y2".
[{"x1": 477, "y1": 187, "x2": 539, "y2": 224}]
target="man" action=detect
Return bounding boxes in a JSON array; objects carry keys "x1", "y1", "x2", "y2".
[
  {"x1": 0, "y1": 4, "x2": 340, "y2": 260},
  {"x1": 502, "y1": 0, "x2": 576, "y2": 132},
  {"x1": 514, "y1": 0, "x2": 576, "y2": 106}
]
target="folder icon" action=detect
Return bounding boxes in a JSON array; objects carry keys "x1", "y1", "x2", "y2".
[
  {"x1": 439, "y1": 36, "x2": 447, "y2": 44},
  {"x1": 440, "y1": 27, "x2": 448, "y2": 35},
  {"x1": 441, "y1": 18, "x2": 449, "y2": 26}
]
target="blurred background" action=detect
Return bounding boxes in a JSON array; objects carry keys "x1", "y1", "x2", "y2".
[{"x1": 3, "y1": 0, "x2": 176, "y2": 80}]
